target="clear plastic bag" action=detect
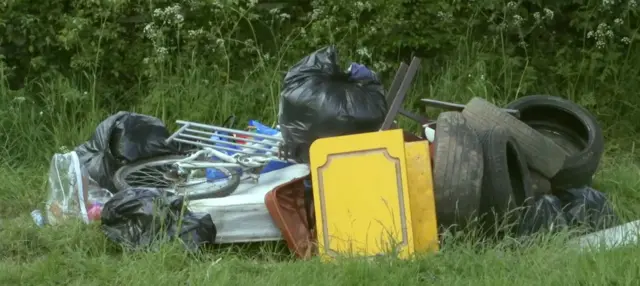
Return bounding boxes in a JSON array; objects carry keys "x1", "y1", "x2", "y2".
[{"x1": 46, "y1": 151, "x2": 114, "y2": 225}]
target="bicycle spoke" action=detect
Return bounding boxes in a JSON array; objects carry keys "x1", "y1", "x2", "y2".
[
  {"x1": 123, "y1": 163, "x2": 225, "y2": 189},
  {"x1": 127, "y1": 174, "x2": 171, "y2": 187},
  {"x1": 116, "y1": 155, "x2": 243, "y2": 199},
  {"x1": 126, "y1": 166, "x2": 174, "y2": 187},
  {"x1": 135, "y1": 167, "x2": 169, "y2": 180}
]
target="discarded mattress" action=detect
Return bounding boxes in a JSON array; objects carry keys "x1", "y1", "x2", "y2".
[{"x1": 187, "y1": 164, "x2": 310, "y2": 243}]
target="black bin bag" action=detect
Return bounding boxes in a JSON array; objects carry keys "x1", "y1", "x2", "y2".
[
  {"x1": 75, "y1": 111, "x2": 179, "y2": 192},
  {"x1": 556, "y1": 186, "x2": 619, "y2": 232},
  {"x1": 516, "y1": 195, "x2": 569, "y2": 237},
  {"x1": 278, "y1": 45, "x2": 387, "y2": 163},
  {"x1": 101, "y1": 188, "x2": 217, "y2": 251}
]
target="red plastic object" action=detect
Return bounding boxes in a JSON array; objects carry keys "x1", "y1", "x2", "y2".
[
  {"x1": 235, "y1": 134, "x2": 251, "y2": 145},
  {"x1": 264, "y1": 176, "x2": 316, "y2": 259},
  {"x1": 87, "y1": 204, "x2": 102, "y2": 221}
]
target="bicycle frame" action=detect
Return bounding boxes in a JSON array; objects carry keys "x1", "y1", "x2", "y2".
[{"x1": 175, "y1": 146, "x2": 278, "y2": 170}]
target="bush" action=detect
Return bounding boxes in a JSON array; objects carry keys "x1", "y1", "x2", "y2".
[
  {"x1": 0, "y1": 0, "x2": 292, "y2": 105},
  {"x1": 0, "y1": 0, "x2": 639, "y2": 140}
]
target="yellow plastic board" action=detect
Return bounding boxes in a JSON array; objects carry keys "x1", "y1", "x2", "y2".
[
  {"x1": 404, "y1": 141, "x2": 439, "y2": 253},
  {"x1": 309, "y1": 129, "x2": 416, "y2": 259}
]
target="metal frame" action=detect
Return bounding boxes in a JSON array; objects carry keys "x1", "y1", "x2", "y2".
[{"x1": 164, "y1": 120, "x2": 286, "y2": 157}]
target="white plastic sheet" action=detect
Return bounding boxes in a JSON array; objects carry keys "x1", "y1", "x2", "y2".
[
  {"x1": 46, "y1": 151, "x2": 113, "y2": 225},
  {"x1": 570, "y1": 220, "x2": 640, "y2": 252},
  {"x1": 188, "y1": 164, "x2": 310, "y2": 243}
]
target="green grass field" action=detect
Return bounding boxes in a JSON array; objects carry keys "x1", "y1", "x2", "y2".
[
  {"x1": 2, "y1": 53, "x2": 640, "y2": 285},
  {"x1": 1, "y1": 155, "x2": 640, "y2": 285}
]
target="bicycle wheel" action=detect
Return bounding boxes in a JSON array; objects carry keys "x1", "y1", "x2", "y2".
[{"x1": 112, "y1": 155, "x2": 242, "y2": 200}]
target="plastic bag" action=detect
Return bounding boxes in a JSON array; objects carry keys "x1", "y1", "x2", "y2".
[
  {"x1": 556, "y1": 186, "x2": 619, "y2": 232},
  {"x1": 46, "y1": 151, "x2": 114, "y2": 225},
  {"x1": 74, "y1": 111, "x2": 179, "y2": 192},
  {"x1": 516, "y1": 195, "x2": 569, "y2": 237},
  {"x1": 278, "y1": 45, "x2": 387, "y2": 163},
  {"x1": 100, "y1": 188, "x2": 217, "y2": 251},
  {"x1": 347, "y1": 62, "x2": 375, "y2": 80}
]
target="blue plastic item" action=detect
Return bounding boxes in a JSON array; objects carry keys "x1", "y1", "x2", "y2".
[
  {"x1": 249, "y1": 120, "x2": 279, "y2": 136},
  {"x1": 205, "y1": 168, "x2": 233, "y2": 181},
  {"x1": 205, "y1": 120, "x2": 291, "y2": 181},
  {"x1": 210, "y1": 131, "x2": 240, "y2": 155},
  {"x1": 348, "y1": 62, "x2": 375, "y2": 81},
  {"x1": 261, "y1": 160, "x2": 294, "y2": 174},
  {"x1": 31, "y1": 209, "x2": 46, "y2": 227},
  {"x1": 205, "y1": 129, "x2": 241, "y2": 181},
  {"x1": 249, "y1": 120, "x2": 293, "y2": 174}
]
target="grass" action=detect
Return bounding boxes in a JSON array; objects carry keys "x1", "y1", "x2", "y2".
[
  {"x1": 0, "y1": 156, "x2": 639, "y2": 285},
  {"x1": 2, "y1": 45, "x2": 640, "y2": 285},
  {"x1": 1, "y1": 218, "x2": 640, "y2": 285}
]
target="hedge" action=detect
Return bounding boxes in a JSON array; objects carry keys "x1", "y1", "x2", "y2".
[{"x1": 1, "y1": 0, "x2": 638, "y2": 110}]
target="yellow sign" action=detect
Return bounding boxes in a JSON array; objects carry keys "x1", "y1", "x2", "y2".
[{"x1": 310, "y1": 129, "x2": 438, "y2": 259}]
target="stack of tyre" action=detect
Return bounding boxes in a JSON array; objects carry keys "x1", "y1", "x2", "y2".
[{"x1": 432, "y1": 95, "x2": 607, "y2": 235}]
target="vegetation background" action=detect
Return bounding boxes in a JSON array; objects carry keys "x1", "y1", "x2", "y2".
[{"x1": 1, "y1": 0, "x2": 640, "y2": 284}]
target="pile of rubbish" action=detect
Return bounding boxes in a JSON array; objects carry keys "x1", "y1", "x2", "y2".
[{"x1": 36, "y1": 45, "x2": 627, "y2": 258}]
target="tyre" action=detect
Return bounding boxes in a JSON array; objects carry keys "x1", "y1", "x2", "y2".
[
  {"x1": 113, "y1": 155, "x2": 242, "y2": 200},
  {"x1": 529, "y1": 170, "x2": 552, "y2": 196},
  {"x1": 477, "y1": 126, "x2": 534, "y2": 228},
  {"x1": 506, "y1": 95, "x2": 605, "y2": 190},
  {"x1": 432, "y1": 112, "x2": 484, "y2": 230},
  {"x1": 461, "y1": 97, "x2": 567, "y2": 178}
]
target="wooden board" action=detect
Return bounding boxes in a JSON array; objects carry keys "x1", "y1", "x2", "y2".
[
  {"x1": 404, "y1": 141, "x2": 439, "y2": 253},
  {"x1": 309, "y1": 129, "x2": 415, "y2": 259}
]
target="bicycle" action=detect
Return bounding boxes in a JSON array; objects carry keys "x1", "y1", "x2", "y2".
[{"x1": 112, "y1": 119, "x2": 295, "y2": 200}]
